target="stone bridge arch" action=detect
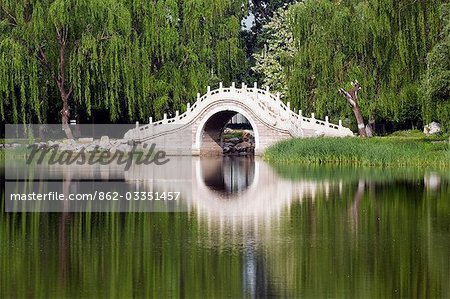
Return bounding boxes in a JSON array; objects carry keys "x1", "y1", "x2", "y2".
[
  {"x1": 194, "y1": 104, "x2": 261, "y2": 155},
  {"x1": 124, "y1": 83, "x2": 354, "y2": 155}
]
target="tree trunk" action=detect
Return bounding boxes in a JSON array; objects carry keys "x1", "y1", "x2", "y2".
[
  {"x1": 339, "y1": 80, "x2": 368, "y2": 137},
  {"x1": 352, "y1": 105, "x2": 367, "y2": 137},
  {"x1": 57, "y1": 82, "x2": 74, "y2": 139},
  {"x1": 60, "y1": 94, "x2": 74, "y2": 139},
  {"x1": 366, "y1": 118, "x2": 376, "y2": 137},
  {"x1": 35, "y1": 46, "x2": 74, "y2": 139},
  {"x1": 56, "y1": 27, "x2": 74, "y2": 140}
]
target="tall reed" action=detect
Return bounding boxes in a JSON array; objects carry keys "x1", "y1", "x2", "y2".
[{"x1": 265, "y1": 137, "x2": 450, "y2": 168}]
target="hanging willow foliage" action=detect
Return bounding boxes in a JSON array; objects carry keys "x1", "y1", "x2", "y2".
[
  {"x1": 0, "y1": 0, "x2": 247, "y2": 124},
  {"x1": 254, "y1": 0, "x2": 444, "y2": 130},
  {"x1": 421, "y1": 3, "x2": 450, "y2": 131}
]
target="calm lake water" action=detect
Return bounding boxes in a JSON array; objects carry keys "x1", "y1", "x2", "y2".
[{"x1": 1, "y1": 157, "x2": 449, "y2": 298}]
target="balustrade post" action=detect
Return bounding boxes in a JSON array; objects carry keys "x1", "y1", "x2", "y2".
[
  {"x1": 135, "y1": 121, "x2": 141, "y2": 140},
  {"x1": 219, "y1": 82, "x2": 223, "y2": 91},
  {"x1": 187, "y1": 102, "x2": 191, "y2": 111},
  {"x1": 175, "y1": 110, "x2": 179, "y2": 117},
  {"x1": 231, "y1": 82, "x2": 235, "y2": 91},
  {"x1": 311, "y1": 113, "x2": 315, "y2": 120},
  {"x1": 207, "y1": 86, "x2": 211, "y2": 94},
  {"x1": 339, "y1": 120, "x2": 343, "y2": 128},
  {"x1": 265, "y1": 86, "x2": 270, "y2": 93},
  {"x1": 286, "y1": 102, "x2": 291, "y2": 120},
  {"x1": 163, "y1": 113, "x2": 167, "y2": 120},
  {"x1": 149, "y1": 117, "x2": 153, "y2": 124},
  {"x1": 254, "y1": 82, "x2": 258, "y2": 90},
  {"x1": 325, "y1": 116, "x2": 329, "y2": 123}
]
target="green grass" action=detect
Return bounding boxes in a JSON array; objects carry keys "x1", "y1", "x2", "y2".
[
  {"x1": 223, "y1": 133, "x2": 243, "y2": 139},
  {"x1": 264, "y1": 137, "x2": 450, "y2": 168},
  {"x1": 223, "y1": 131, "x2": 245, "y2": 140},
  {"x1": 388, "y1": 129, "x2": 427, "y2": 138},
  {"x1": 387, "y1": 129, "x2": 449, "y2": 140}
]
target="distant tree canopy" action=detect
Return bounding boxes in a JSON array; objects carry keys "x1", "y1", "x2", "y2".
[
  {"x1": 0, "y1": 0, "x2": 247, "y2": 124},
  {"x1": 252, "y1": 7, "x2": 295, "y2": 98},
  {"x1": 253, "y1": 0, "x2": 446, "y2": 131},
  {"x1": 249, "y1": 0, "x2": 296, "y2": 33}
]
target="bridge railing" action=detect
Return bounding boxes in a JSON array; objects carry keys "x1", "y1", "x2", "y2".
[{"x1": 126, "y1": 82, "x2": 353, "y2": 140}]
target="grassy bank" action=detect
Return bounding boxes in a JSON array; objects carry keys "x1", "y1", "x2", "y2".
[{"x1": 265, "y1": 135, "x2": 450, "y2": 168}]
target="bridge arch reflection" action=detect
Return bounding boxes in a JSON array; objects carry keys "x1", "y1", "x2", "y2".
[
  {"x1": 200, "y1": 157, "x2": 256, "y2": 195},
  {"x1": 124, "y1": 157, "x2": 333, "y2": 224}
]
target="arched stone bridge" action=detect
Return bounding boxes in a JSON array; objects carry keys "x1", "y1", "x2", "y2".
[{"x1": 124, "y1": 83, "x2": 353, "y2": 155}]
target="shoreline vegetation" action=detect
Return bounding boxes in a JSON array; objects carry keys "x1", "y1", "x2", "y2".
[
  {"x1": 2, "y1": 131, "x2": 450, "y2": 169},
  {"x1": 264, "y1": 131, "x2": 450, "y2": 168}
]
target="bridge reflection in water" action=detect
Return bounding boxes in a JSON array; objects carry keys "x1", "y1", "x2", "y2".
[
  {"x1": 126, "y1": 156, "x2": 336, "y2": 299},
  {"x1": 5, "y1": 156, "x2": 448, "y2": 298},
  {"x1": 42, "y1": 157, "x2": 336, "y2": 298},
  {"x1": 125, "y1": 156, "x2": 336, "y2": 225},
  {"x1": 200, "y1": 157, "x2": 255, "y2": 194}
]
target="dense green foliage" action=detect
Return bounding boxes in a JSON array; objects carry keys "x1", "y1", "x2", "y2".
[
  {"x1": 0, "y1": 0, "x2": 247, "y2": 124},
  {"x1": 1, "y1": 0, "x2": 449, "y2": 132},
  {"x1": 422, "y1": 3, "x2": 450, "y2": 131},
  {"x1": 254, "y1": 0, "x2": 447, "y2": 131},
  {"x1": 265, "y1": 137, "x2": 450, "y2": 167}
]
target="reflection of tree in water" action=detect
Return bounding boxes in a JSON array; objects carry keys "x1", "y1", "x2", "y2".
[
  {"x1": 243, "y1": 234, "x2": 276, "y2": 298},
  {"x1": 349, "y1": 180, "x2": 365, "y2": 229},
  {"x1": 59, "y1": 169, "x2": 74, "y2": 286}
]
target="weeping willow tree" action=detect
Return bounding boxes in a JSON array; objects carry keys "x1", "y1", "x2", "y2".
[
  {"x1": 0, "y1": 0, "x2": 135, "y2": 137},
  {"x1": 127, "y1": 0, "x2": 247, "y2": 120},
  {"x1": 0, "y1": 0, "x2": 247, "y2": 131},
  {"x1": 422, "y1": 3, "x2": 450, "y2": 131},
  {"x1": 254, "y1": 0, "x2": 443, "y2": 131}
]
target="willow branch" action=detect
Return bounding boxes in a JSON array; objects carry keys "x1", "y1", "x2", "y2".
[
  {"x1": 252, "y1": 1, "x2": 269, "y2": 22},
  {"x1": 178, "y1": 53, "x2": 190, "y2": 69},
  {"x1": 55, "y1": 25, "x2": 62, "y2": 43},
  {"x1": 67, "y1": 85, "x2": 74, "y2": 99},
  {"x1": 37, "y1": 46, "x2": 53, "y2": 72},
  {"x1": 338, "y1": 88, "x2": 356, "y2": 107},
  {"x1": 0, "y1": 4, "x2": 18, "y2": 27}
]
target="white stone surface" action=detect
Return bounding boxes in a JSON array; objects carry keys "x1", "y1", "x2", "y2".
[
  {"x1": 99, "y1": 136, "x2": 110, "y2": 148},
  {"x1": 424, "y1": 122, "x2": 441, "y2": 135}
]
